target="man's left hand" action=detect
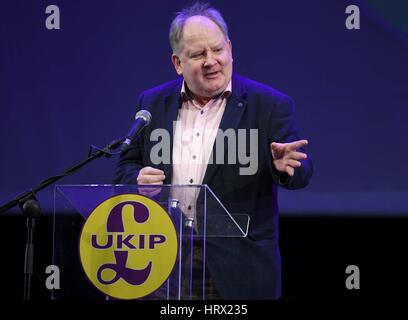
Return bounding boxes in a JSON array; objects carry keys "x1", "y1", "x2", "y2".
[{"x1": 270, "y1": 140, "x2": 308, "y2": 177}]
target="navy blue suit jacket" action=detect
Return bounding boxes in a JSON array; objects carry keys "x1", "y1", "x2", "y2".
[{"x1": 114, "y1": 74, "x2": 313, "y2": 299}]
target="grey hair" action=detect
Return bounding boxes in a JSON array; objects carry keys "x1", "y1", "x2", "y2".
[{"x1": 169, "y1": 2, "x2": 230, "y2": 54}]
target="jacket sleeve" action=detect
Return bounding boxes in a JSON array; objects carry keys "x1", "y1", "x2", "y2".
[
  {"x1": 113, "y1": 94, "x2": 145, "y2": 184},
  {"x1": 267, "y1": 94, "x2": 313, "y2": 190}
]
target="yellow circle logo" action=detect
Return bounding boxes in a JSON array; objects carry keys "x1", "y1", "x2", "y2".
[{"x1": 79, "y1": 194, "x2": 178, "y2": 299}]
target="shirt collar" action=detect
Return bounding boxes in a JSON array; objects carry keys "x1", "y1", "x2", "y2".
[{"x1": 181, "y1": 79, "x2": 232, "y2": 102}]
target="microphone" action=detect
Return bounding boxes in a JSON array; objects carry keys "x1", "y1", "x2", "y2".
[{"x1": 122, "y1": 109, "x2": 152, "y2": 148}]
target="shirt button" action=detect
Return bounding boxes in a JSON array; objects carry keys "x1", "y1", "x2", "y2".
[
  {"x1": 200, "y1": 110, "x2": 204, "y2": 115},
  {"x1": 196, "y1": 132, "x2": 200, "y2": 137},
  {"x1": 189, "y1": 179, "x2": 194, "y2": 183},
  {"x1": 188, "y1": 205, "x2": 192, "y2": 210},
  {"x1": 192, "y1": 155, "x2": 196, "y2": 160},
  {"x1": 238, "y1": 102, "x2": 244, "y2": 107}
]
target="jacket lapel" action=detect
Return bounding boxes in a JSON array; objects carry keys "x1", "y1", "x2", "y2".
[
  {"x1": 202, "y1": 75, "x2": 248, "y2": 185},
  {"x1": 161, "y1": 82, "x2": 182, "y2": 184}
]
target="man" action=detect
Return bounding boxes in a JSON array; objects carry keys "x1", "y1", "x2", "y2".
[{"x1": 114, "y1": 3, "x2": 313, "y2": 299}]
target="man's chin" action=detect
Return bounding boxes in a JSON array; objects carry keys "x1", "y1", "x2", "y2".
[
  {"x1": 201, "y1": 89, "x2": 222, "y2": 99},
  {"x1": 204, "y1": 84, "x2": 227, "y2": 97}
]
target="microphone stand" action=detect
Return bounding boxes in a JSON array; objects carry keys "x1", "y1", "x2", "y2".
[
  {"x1": 0, "y1": 137, "x2": 125, "y2": 300},
  {"x1": 21, "y1": 197, "x2": 40, "y2": 301}
]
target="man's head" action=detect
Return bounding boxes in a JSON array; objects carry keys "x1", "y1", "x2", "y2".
[{"x1": 169, "y1": 3, "x2": 233, "y2": 103}]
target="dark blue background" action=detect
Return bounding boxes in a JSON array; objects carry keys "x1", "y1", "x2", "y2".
[{"x1": 1, "y1": 0, "x2": 407, "y2": 215}]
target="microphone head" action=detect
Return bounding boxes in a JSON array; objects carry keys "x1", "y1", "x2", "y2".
[{"x1": 135, "y1": 109, "x2": 152, "y2": 126}]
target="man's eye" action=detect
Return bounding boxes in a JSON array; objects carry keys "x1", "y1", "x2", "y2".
[{"x1": 191, "y1": 53, "x2": 204, "y2": 58}]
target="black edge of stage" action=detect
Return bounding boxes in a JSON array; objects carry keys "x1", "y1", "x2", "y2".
[{"x1": 0, "y1": 213, "x2": 407, "y2": 301}]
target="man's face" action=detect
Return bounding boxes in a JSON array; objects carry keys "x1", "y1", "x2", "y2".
[{"x1": 172, "y1": 16, "x2": 233, "y2": 101}]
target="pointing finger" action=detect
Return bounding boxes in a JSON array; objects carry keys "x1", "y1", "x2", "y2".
[
  {"x1": 287, "y1": 139, "x2": 308, "y2": 151},
  {"x1": 270, "y1": 142, "x2": 285, "y2": 151}
]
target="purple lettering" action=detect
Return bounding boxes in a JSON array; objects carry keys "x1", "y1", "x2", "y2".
[
  {"x1": 91, "y1": 234, "x2": 113, "y2": 249},
  {"x1": 117, "y1": 234, "x2": 136, "y2": 249},
  {"x1": 149, "y1": 234, "x2": 166, "y2": 249}
]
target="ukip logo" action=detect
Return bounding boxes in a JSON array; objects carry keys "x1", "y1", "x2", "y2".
[{"x1": 79, "y1": 194, "x2": 178, "y2": 299}]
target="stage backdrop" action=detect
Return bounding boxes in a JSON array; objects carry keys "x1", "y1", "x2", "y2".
[{"x1": 1, "y1": 0, "x2": 407, "y2": 215}]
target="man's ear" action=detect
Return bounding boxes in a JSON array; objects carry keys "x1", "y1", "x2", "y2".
[{"x1": 171, "y1": 54, "x2": 183, "y2": 75}]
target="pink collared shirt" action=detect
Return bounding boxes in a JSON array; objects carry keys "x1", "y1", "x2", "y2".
[{"x1": 171, "y1": 80, "x2": 232, "y2": 219}]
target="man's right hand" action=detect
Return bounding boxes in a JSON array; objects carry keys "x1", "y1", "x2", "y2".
[
  {"x1": 137, "y1": 166, "x2": 166, "y2": 184},
  {"x1": 136, "y1": 167, "x2": 166, "y2": 197}
]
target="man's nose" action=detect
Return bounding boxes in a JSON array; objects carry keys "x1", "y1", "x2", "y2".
[{"x1": 203, "y1": 52, "x2": 217, "y2": 68}]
